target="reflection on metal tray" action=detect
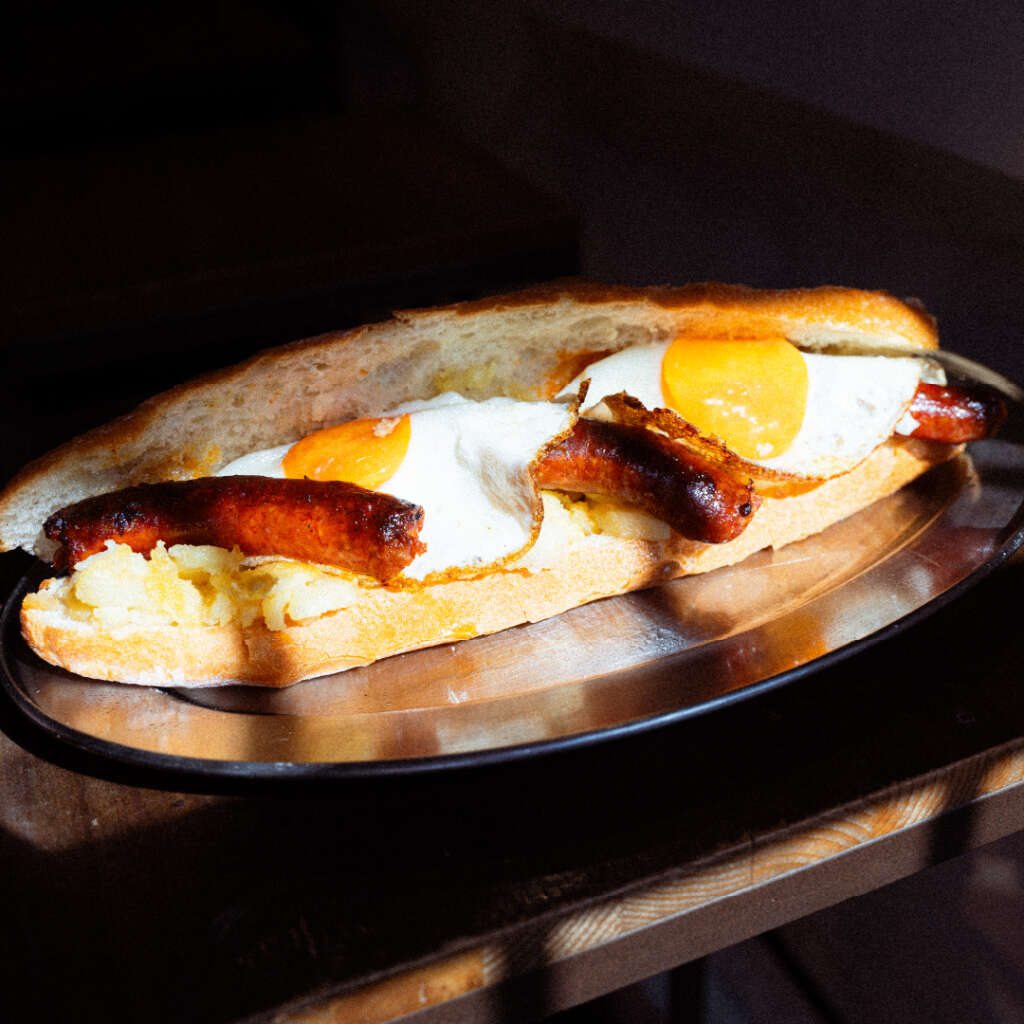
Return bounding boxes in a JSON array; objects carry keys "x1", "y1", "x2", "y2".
[{"x1": 4, "y1": 432, "x2": 1024, "y2": 780}]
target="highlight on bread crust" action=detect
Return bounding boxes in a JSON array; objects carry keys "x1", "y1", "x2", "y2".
[{"x1": 1, "y1": 279, "x2": 985, "y2": 688}]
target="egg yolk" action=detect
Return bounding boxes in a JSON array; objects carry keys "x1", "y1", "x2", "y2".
[
  {"x1": 661, "y1": 335, "x2": 808, "y2": 460},
  {"x1": 282, "y1": 414, "x2": 411, "y2": 489}
]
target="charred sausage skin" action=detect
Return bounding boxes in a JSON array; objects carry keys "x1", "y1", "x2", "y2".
[
  {"x1": 534, "y1": 419, "x2": 760, "y2": 543},
  {"x1": 906, "y1": 382, "x2": 1006, "y2": 443},
  {"x1": 44, "y1": 476, "x2": 426, "y2": 581}
]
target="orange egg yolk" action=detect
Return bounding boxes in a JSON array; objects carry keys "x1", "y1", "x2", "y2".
[
  {"x1": 661, "y1": 335, "x2": 808, "y2": 460},
  {"x1": 281, "y1": 414, "x2": 412, "y2": 489}
]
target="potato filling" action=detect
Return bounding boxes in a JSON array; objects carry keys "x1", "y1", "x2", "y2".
[{"x1": 24, "y1": 541, "x2": 363, "y2": 631}]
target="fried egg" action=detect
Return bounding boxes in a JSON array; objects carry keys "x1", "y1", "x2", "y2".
[
  {"x1": 559, "y1": 337, "x2": 933, "y2": 479},
  {"x1": 218, "y1": 393, "x2": 574, "y2": 581}
]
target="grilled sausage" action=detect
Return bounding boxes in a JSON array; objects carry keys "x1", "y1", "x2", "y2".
[
  {"x1": 906, "y1": 382, "x2": 1007, "y2": 443},
  {"x1": 534, "y1": 419, "x2": 760, "y2": 543},
  {"x1": 44, "y1": 476, "x2": 426, "y2": 580}
]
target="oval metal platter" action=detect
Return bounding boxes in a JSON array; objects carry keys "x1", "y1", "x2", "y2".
[{"x1": 4, "y1": 367, "x2": 1024, "y2": 784}]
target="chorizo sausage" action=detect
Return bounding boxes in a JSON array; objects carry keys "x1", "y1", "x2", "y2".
[
  {"x1": 44, "y1": 476, "x2": 426, "y2": 581},
  {"x1": 906, "y1": 382, "x2": 1006, "y2": 443},
  {"x1": 534, "y1": 420, "x2": 760, "y2": 543}
]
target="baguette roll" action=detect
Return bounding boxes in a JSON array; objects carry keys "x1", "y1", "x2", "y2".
[{"x1": 1, "y1": 281, "x2": 966, "y2": 687}]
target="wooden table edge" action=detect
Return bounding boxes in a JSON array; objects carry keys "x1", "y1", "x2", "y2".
[{"x1": 255, "y1": 734, "x2": 1024, "y2": 1023}]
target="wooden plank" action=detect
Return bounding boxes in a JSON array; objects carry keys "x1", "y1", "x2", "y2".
[
  {"x1": 279, "y1": 951, "x2": 487, "y2": 1024},
  {"x1": 269, "y1": 739, "x2": 1024, "y2": 1023}
]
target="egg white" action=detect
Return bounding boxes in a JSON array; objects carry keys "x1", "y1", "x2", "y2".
[
  {"x1": 218, "y1": 393, "x2": 574, "y2": 580},
  {"x1": 559, "y1": 344, "x2": 933, "y2": 478},
  {"x1": 559, "y1": 343, "x2": 670, "y2": 412}
]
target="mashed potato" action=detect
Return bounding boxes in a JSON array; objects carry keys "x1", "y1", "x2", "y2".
[{"x1": 23, "y1": 541, "x2": 364, "y2": 632}]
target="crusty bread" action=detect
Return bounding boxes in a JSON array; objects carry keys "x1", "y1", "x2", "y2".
[{"x1": 2, "y1": 280, "x2": 954, "y2": 687}]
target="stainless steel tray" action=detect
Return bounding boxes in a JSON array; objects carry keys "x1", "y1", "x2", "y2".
[{"x1": 4, "y1": 414, "x2": 1024, "y2": 783}]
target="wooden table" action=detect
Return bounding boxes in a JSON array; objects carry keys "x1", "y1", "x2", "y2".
[{"x1": 3, "y1": 540, "x2": 1024, "y2": 1023}]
